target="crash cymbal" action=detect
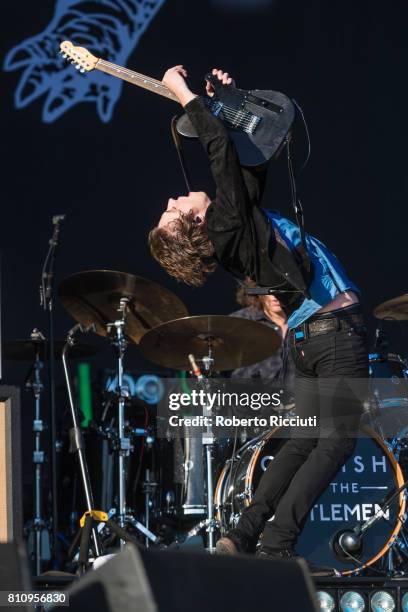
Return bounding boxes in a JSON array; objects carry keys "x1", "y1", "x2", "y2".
[
  {"x1": 373, "y1": 294, "x2": 408, "y2": 320},
  {"x1": 139, "y1": 315, "x2": 281, "y2": 371},
  {"x1": 58, "y1": 270, "x2": 188, "y2": 344},
  {"x1": 4, "y1": 339, "x2": 98, "y2": 361}
]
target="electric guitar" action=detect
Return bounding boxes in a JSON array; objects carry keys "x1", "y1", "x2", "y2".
[{"x1": 60, "y1": 40, "x2": 295, "y2": 167}]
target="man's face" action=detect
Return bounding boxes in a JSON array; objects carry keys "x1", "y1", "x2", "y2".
[{"x1": 158, "y1": 191, "x2": 211, "y2": 231}]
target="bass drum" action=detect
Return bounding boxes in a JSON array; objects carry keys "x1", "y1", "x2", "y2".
[{"x1": 215, "y1": 426, "x2": 406, "y2": 574}]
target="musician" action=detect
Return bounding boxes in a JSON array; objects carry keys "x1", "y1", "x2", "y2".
[
  {"x1": 230, "y1": 282, "x2": 294, "y2": 391},
  {"x1": 149, "y1": 66, "x2": 368, "y2": 573}
]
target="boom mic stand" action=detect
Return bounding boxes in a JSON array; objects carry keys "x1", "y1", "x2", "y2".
[
  {"x1": 62, "y1": 323, "x2": 102, "y2": 561},
  {"x1": 40, "y1": 214, "x2": 66, "y2": 566},
  {"x1": 332, "y1": 479, "x2": 408, "y2": 573}
]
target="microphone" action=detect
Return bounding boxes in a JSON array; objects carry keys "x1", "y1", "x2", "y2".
[
  {"x1": 52, "y1": 214, "x2": 66, "y2": 225},
  {"x1": 331, "y1": 506, "x2": 387, "y2": 563},
  {"x1": 331, "y1": 527, "x2": 363, "y2": 563}
]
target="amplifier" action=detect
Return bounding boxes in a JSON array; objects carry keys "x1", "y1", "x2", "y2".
[{"x1": 0, "y1": 387, "x2": 22, "y2": 542}]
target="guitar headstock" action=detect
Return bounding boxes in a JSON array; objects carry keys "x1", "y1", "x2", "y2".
[{"x1": 60, "y1": 40, "x2": 99, "y2": 73}]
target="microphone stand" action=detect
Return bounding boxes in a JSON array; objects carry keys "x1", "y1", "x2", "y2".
[
  {"x1": 62, "y1": 323, "x2": 102, "y2": 563},
  {"x1": 40, "y1": 214, "x2": 65, "y2": 567}
]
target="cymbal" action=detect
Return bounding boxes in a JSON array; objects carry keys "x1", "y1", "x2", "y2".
[
  {"x1": 4, "y1": 339, "x2": 98, "y2": 362},
  {"x1": 373, "y1": 294, "x2": 408, "y2": 320},
  {"x1": 58, "y1": 270, "x2": 188, "y2": 344},
  {"x1": 139, "y1": 315, "x2": 281, "y2": 371}
]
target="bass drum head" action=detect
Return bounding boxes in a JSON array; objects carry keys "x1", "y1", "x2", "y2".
[{"x1": 215, "y1": 426, "x2": 405, "y2": 574}]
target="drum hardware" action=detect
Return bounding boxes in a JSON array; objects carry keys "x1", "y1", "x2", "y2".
[
  {"x1": 4, "y1": 339, "x2": 98, "y2": 361},
  {"x1": 331, "y1": 475, "x2": 408, "y2": 575},
  {"x1": 61, "y1": 322, "x2": 102, "y2": 565},
  {"x1": 138, "y1": 315, "x2": 281, "y2": 371},
  {"x1": 103, "y1": 297, "x2": 160, "y2": 546},
  {"x1": 142, "y1": 469, "x2": 159, "y2": 547},
  {"x1": 363, "y1": 391, "x2": 386, "y2": 441},
  {"x1": 24, "y1": 329, "x2": 50, "y2": 575},
  {"x1": 374, "y1": 324, "x2": 390, "y2": 354},
  {"x1": 106, "y1": 296, "x2": 130, "y2": 540},
  {"x1": 188, "y1": 353, "x2": 218, "y2": 553},
  {"x1": 9, "y1": 330, "x2": 99, "y2": 575},
  {"x1": 59, "y1": 271, "x2": 184, "y2": 550},
  {"x1": 374, "y1": 294, "x2": 408, "y2": 321},
  {"x1": 365, "y1": 351, "x2": 408, "y2": 439},
  {"x1": 58, "y1": 269, "x2": 189, "y2": 345}
]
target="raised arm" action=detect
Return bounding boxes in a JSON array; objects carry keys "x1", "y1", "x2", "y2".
[{"x1": 162, "y1": 66, "x2": 267, "y2": 221}]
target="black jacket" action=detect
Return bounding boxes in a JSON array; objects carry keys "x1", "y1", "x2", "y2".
[{"x1": 184, "y1": 96, "x2": 312, "y2": 314}]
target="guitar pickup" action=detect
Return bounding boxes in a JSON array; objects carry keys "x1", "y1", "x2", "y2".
[
  {"x1": 244, "y1": 114, "x2": 261, "y2": 134},
  {"x1": 207, "y1": 99, "x2": 261, "y2": 135},
  {"x1": 207, "y1": 99, "x2": 223, "y2": 117}
]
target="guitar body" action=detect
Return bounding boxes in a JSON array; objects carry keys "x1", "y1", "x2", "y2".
[{"x1": 176, "y1": 86, "x2": 295, "y2": 167}]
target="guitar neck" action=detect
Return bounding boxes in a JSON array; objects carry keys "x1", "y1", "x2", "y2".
[{"x1": 96, "y1": 59, "x2": 179, "y2": 102}]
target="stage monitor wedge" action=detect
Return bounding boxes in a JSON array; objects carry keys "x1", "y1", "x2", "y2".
[{"x1": 66, "y1": 544, "x2": 318, "y2": 612}]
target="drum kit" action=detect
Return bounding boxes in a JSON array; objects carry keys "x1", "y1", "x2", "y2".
[{"x1": 5, "y1": 272, "x2": 408, "y2": 577}]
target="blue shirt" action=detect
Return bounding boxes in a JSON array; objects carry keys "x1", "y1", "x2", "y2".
[{"x1": 264, "y1": 210, "x2": 360, "y2": 330}]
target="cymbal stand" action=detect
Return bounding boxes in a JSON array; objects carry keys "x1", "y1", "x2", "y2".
[
  {"x1": 188, "y1": 345, "x2": 218, "y2": 553},
  {"x1": 25, "y1": 329, "x2": 48, "y2": 575},
  {"x1": 106, "y1": 299, "x2": 160, "y2": 547},
  {"x1": 62, "y1": 324, "x2": 102, "y2": 560},
  {"x1": 106, "y1": 298, "x2": 131, "y2": 543}
]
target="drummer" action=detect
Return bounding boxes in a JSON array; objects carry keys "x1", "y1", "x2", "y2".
[{"x1": 230, "y1": 280, "x2": 295, "y2": 400}]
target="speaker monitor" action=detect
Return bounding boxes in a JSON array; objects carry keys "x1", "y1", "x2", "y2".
[
  {"x1": 0, "y1": 387, "x2": 22, "y2": 542},
  {"x1": 67, "y1": 545, "x2": 318, "y2": 612},
  {"x1": 0, "y1": 542, "x2": 32, "y2": 611}
]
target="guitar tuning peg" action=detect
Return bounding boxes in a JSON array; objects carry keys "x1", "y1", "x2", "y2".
[
  {"x1": 75, "y1": 65, "x2": 80, "y2": 70},
  {"x1": 62, "y1": 53, "x2": 67, "y2": 58},
  {"x1": 80, "y1": 68, "x2": 85, "y2": 74}
]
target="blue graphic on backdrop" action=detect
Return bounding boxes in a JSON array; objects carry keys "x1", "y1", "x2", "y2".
[{"x1": 4, "y1": 0, "x2": 166, "y2": 123}]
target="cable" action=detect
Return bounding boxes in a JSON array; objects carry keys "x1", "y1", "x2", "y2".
[{"x1": 291, "y1": 98, "x2": 312, "y2": 177}]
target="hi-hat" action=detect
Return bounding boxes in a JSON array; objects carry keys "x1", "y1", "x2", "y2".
[
  {"x1": 58, "y1": 270, "x2": 189, "y2": 344},
  {"x1": 373, "y1": 294, "x2": 408, "y2": 321},
  {"x1": 139, "y1": 315, "x2": 281, "y2": 371},
  {"x1": 4, "y1": 339, "x2": 98, "y2": 361}
]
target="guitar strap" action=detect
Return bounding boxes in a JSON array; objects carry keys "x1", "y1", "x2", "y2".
[
  {"x1": 170, "y1": 115, "x2": 192, "y2": 194},
  {"x1": 285, "y1": 136, "x2": 312, "y2": 279}
]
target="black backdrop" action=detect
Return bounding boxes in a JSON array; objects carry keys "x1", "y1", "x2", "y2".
[{"x1": 2, "y1": 0, "x2": 408, "y2": 513}]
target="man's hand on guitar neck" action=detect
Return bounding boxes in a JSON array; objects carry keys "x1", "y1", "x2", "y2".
[
  {"x1": 162, "y1": 66, "x2": 233, "y2": 107},
  {"x1": 162, "y1": 65, "x2": 196, "y2": 107}
]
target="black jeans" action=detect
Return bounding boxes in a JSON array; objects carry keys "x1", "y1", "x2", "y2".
[{"x1": 232, "y1": 310, "x2": 369, "y2": 551}]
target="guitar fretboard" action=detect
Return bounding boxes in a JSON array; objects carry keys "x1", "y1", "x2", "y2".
[{"x1": 97, "y1": 59, "x2": 179, "y2": 102}]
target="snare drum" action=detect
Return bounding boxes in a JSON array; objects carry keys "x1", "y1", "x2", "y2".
[
  {"x1": 367, "y1": 353, "x2": 408, "y2": 437},
  {"x1": 369, "y1": 353, "x2": 408, "y2": 408}
]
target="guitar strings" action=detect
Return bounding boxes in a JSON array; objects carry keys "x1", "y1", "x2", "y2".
[{"x1": 98, "y1": 59, "x2": 256, "y2": 129}]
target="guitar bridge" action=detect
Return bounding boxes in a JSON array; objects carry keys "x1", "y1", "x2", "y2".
[{"x1": 207, "y1": 99, "x2": 261, "y2": 135}]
